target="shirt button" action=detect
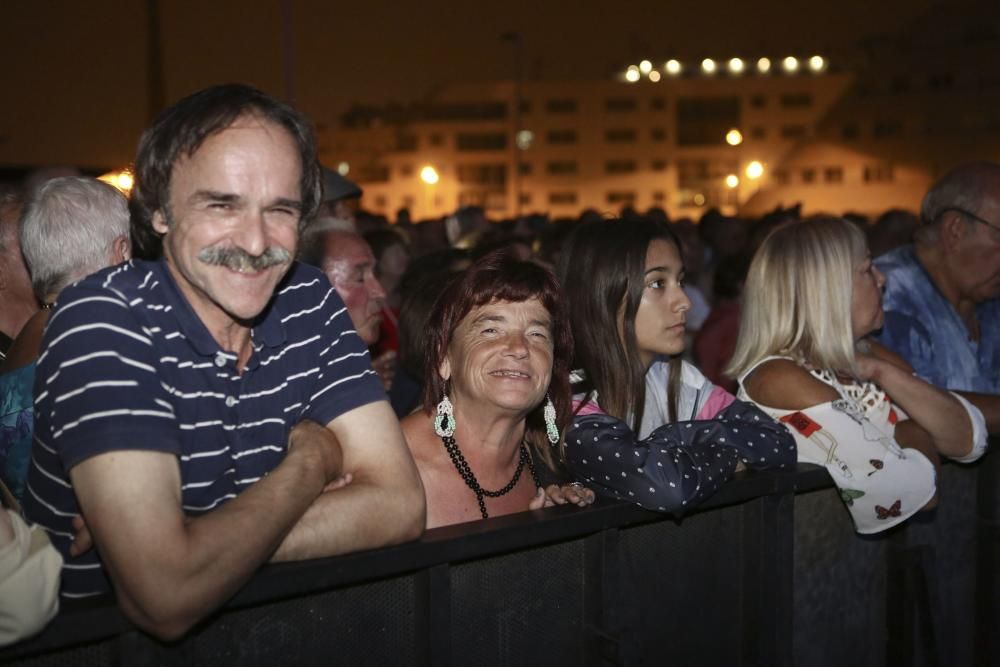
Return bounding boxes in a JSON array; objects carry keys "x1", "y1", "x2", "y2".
[
  {"x1": 225, "y1": 396, "x2": 237, "y2": 408},
  {"x1": 214, "y1": 353, "x2": 227, "y2": 367}
]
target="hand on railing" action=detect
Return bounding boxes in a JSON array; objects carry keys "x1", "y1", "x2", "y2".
[{"x1": 528, "y1": 483, "x2": 596, "y2": 510}]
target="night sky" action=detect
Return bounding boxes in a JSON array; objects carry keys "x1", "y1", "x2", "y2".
[{"x1": 0, "y1": 0, "x2": 942, "y2": 169}]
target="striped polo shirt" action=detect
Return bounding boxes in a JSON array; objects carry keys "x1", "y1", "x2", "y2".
[{"x1": 23, "y1": 259, "x2": 385, "y2": 598}]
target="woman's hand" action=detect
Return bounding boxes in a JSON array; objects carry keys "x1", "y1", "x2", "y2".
[
  {"x1": 855, "y1": 338, "x2": 912, "y2": 382},
  {"x1": 528, "y1": 483, "x2": 596, "y2": 510},
  {"x1": 854, "y1": 347, "x2": 885, "y2": 383}
]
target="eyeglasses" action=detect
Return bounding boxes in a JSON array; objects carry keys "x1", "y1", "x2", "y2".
[{"x1": 937, "y1": 206, "x2": 1000, "y2": 235}]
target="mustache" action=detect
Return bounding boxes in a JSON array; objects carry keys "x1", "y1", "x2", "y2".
[{"x1": 198, "y1": 246, "x2": 292, "y2": 272}]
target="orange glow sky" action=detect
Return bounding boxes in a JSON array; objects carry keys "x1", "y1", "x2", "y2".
[{"x1": 0, "y1": 0, "x2": 958, "y2": 169}]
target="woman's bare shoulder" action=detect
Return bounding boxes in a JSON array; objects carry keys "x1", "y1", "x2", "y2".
[
  {"x1": 401, "y1": 412, "x2": 444, "y2": 466},
  {"x1": 743, "y1": 358, "x2": 840, "y2": 411}
]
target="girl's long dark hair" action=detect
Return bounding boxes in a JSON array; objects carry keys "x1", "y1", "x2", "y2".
[{"x1": 558, "y1": 218, "x2": 684, "y2": 429}]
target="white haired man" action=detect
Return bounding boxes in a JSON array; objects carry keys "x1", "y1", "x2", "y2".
[{"x1": 876, "y1": 162, "x2": 1000, "y2": 434}]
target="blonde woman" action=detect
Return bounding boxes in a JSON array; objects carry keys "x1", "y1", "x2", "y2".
[{"x1": 728, "y1": 217, "x2": 987, "y2": 534}]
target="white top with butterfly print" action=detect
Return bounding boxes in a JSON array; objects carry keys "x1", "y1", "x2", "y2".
[{"x1": 736, "y1": 356, "x2": 936, "y2": 534}]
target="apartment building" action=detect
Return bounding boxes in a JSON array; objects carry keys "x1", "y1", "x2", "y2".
[{"x1": 324, "y1": 5, "x2": 1000, "y2": 220}]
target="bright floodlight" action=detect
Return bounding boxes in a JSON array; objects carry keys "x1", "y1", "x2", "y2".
[
  {"x1": 757, "y1": 57, "x2": 772, "y2": 73},
  {"x1": 625, "y1": 67, "x2": 641, "y2": 83},
  {"x1": 725, "y1": 174, "x2": 739, "y2": 189},
  {"x1": 782, "y1": 56, "x2": 799, "y2": 73},
  {"x1": 639, "y1": 60, "x2": 653, "y2": 74},
  {"x1": 649, "y1": 70, "x2": 662, "y2": 82},
  {"x1": 337, "y1": 161, "x2": 350, "y2": 176},
  {"x1": 420, "y1": 165, "x2": 440, "y2": 185},
  {"x1": 665, "y1": 59, "x2": 682, "y2": 75},
  {"x1": 728, "y1": 57, "x2": 745, "y2": 74},
  {"x1": 98, "y1": 169, "x2": 134, "y2": 195},
  {"x1": 725, "y1": 129, "x2": 743, "y2": 146},
  {"x1": 701, "y1": 58, "x2": 717, "y2": 74},
  {"x1": 745, "y1": 161, "x2": 764, "y2": 180},
  {"x1": 808, "y1": 55, "x2": 826, "y2": 72}
]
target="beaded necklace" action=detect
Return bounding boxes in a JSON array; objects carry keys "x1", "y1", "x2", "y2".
[{"x1": 440, "y1": 434, "x2": 540, "y2": 520}]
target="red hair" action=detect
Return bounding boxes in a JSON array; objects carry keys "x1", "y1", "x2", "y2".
[{"x1": 422, "y1": 248, "x2": 574, "y2": 466}]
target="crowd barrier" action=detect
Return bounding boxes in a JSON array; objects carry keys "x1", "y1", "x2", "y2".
[{"x1": 2, "y1": 441, "x2": 997, "y2": 667}]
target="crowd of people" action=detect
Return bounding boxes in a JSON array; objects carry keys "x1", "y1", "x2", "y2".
[{"x1": 0, "y1": 83, "x2": 996, "y2": 645}]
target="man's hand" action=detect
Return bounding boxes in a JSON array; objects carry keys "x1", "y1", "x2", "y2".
[
  {"x1": 371, "y1": 350, "x2": 397, "y2": 391},
  {"x1": 288, "y1": 419, "x2": 345, "y2": 487}
]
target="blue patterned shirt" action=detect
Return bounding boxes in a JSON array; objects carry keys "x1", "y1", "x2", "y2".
[{"x1": 875, "y1": 245, "x2": 1000, "y2": 393}]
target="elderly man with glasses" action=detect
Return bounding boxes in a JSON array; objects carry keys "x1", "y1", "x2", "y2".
[{"x1": 875, "y1": 161, "x2": 1000, "y2": 434}]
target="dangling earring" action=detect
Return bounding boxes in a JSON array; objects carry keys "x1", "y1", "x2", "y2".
[
  {"x1": 543, "y1": 394, "x2": 559, "y2": 445},
  {"x1": 434, "y1": 393, "x2": 456, "y2": 437}
]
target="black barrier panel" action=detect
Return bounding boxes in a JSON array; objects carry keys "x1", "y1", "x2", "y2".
[
  {"x1": 792, "y1": 487, "x2": 888, "y2": 667},
  {"x1": 122, "y1": 574, "x2": 418, "y2": 667},
  {"x1": 1, "y1": 455, "x2": 996, "y2": 667},
  {"x1": 451, "y1": 541, "x2": 586, "y2": 665},
  {"x1": 615, "y1": 503, "x2": 746, "y2": 666},
  {"x1": 903, "y1": 462, "x2": 980, "y2": 667}
]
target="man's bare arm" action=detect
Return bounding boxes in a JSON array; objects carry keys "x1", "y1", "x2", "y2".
[
  {"x1": 271, "y1": 400, "x2": 425, "y2": 561},
  {"x1": 70, "y1": 421, "x2": 342, "y2": 641}
]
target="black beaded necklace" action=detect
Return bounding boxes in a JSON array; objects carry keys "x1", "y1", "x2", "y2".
[{"x1": 440, "y1": 434, "x2": 540, "y2": 520}]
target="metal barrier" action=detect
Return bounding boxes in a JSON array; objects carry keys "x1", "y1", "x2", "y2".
[{"x1": 2, "y1": 449, "x2": 996, "y2": 667}]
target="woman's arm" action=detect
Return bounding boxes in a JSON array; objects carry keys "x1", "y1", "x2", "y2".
[
  {"x1": 856, "y1": 343, "x2": 974, "y2": 459},
  {"x1": 564, "y1": 400, "x2": 796, "y2": 516}
]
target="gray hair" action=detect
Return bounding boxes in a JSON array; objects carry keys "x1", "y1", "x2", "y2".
[
  {"x1": 918, "y1": 161, "x2": 1000, "y2": 243},
  {"x1": 19, "y1": 177, "x2": 130, "y2": 300}
]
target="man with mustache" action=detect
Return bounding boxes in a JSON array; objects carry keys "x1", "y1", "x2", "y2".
[{"x1": 23, "y1": 85, "x2": 425, "y2": 640}]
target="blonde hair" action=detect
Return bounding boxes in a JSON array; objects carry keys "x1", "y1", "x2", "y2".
[{"x1": 726, "y1": 216, "x2": 868, "y2": 379}]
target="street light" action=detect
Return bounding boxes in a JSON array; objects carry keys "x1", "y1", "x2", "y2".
[
  {"x1": 745, "y1": 161, "x2": 764, "y2": 180},
  {"x1": 665, "y1": 59, "x2": 682, "y2": 75},
  {"x1": 808, "y1": 55, "x2": 826, "y2": 72},
  {"x1": 701, "y1": 58, "x2": 717, "y2": 74},
  {"x1": 420, "y1": 165, "x2": 439, "y2": 185},
  {"x1": 639, "y1": 60, "x2": 652, "y2": 74},
  {"x1": 725, "y1": 174, "x2": 739, "y2": 189},
  {"x1": 726, "y1": 129, "x2": 744, "y2": 146},
  {"x1": 757, "y1": 57, "x2": 772, "y2": 73},
  {"x1": 728, "y1": 57, "x2": 745, "y2": 74},
  {"x1": 782, "y1": 56, "x2": 799, "y2": 73}
]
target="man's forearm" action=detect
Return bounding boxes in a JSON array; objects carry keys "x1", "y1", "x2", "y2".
[
  {"x1": 271, "y1": 471, "x2": 425, "y2": 562},
  {"x1": 76, "y1": 445, "x2": 328, "y2": 640},
  {"x1": 270, "y1": 475, "x2": 425, "y2": 561}
]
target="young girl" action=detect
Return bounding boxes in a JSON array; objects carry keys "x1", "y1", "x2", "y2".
[
  {"x1": 727, "y1": 217, "x2": 986, "y2": 533},
  {"x1": 557, "y1": 218, "x2": 796, "y2": 513}
]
